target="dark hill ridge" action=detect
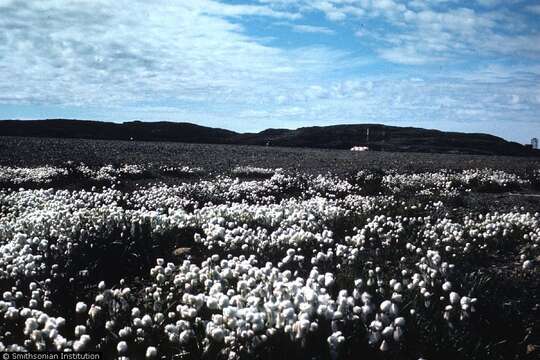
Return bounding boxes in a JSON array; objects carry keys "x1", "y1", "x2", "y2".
[
  {"x1": 0, "y1": 119, "x2": 537, "y2": 156},
  {"x1": 0, "y1": 119, "x2": 237, "y2": 144}
]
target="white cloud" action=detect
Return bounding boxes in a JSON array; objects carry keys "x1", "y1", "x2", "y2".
[
  {"x1": 291, "y1": 24, "x2": 335, "y2": 34},
  {"x1": 378, "y1": 46, "x2": 446, "y2": 65},
  {"x1": 304, "y1": 85, "x2": 329, "y2": 99},
  {"x1": 0, "y1": 0, "x2": 343, "y2": 108},
  {"x1": 1, "y1": 0, "x2": 539, "y2": 142},
  {"x1": 201, "y1": 1, "x2": 301, "y2": 19},
  {"x1": 260, "y1": 0, "x2": 540, "y2": 65},
  {"x1": 476, "y1": 0, "x2": 502, "y2": 7},
  {"x1": 258, "y1": 62, "x2": 540, "y2": 141},
  {"x1": 275, "y1": 106, "x2": 307, "y2": 116},
  {"x1": 525, "y1": 5, "x2": 540, "y2": 15}
]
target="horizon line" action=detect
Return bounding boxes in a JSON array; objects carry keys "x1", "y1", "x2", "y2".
[{"x1": 0, "y1": 117, "x2": 528, "y2": 144}]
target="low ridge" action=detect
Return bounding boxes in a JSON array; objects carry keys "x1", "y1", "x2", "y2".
[{"x1": 0, "y1": 119, "x2": 536, "y2": 156}]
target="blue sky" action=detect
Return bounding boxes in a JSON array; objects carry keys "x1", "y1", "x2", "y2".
[{"x1": 1, "y1": 0, "x2": 540, "y2": 143}]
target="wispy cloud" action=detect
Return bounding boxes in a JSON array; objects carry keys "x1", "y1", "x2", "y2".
[
  {"x1": 1, "y1": 0, "x2": 539, "y2": 142},
  {"x1": 261, "y1": 0, "x2": 540, "y2": 63},
  {"x1": 378, "y1": 46, "x2": 447, "y2": 65},
  {"x1": 291, "y1": 24, "x2": 335, "y2": 34},
  {"x1": 0, "y1": 0, "x2": 335, "y2": 108},
  {"x1": 525, "y1": 4, "x2": 540, "y2": 15}
]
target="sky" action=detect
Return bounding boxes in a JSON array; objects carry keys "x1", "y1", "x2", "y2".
[{"x1": 1, "y1": 0, "x2": 540, "y2": 143}]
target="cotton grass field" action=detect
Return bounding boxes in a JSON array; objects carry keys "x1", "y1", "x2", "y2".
[{"x1": 0, "y1": 138, "x2": 539, "y2": 360}]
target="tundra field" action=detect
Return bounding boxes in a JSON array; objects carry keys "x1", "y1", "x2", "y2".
[{"x1": 0, "y1": 136, "x2": 539, "y2": 360}]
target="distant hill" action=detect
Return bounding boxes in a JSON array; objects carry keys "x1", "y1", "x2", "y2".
[
  {"x1": 0, "y1": 119, "x2": 237, "y2": 144},
  {"x1": 0, "y1": 119, "x2": 537, "y2": 156}
]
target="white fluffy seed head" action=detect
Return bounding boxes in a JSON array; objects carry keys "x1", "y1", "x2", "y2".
[
  {"x1": 117, "y1": 341, "x2": 128, "y2": 354},
  {"x1": 98, "y1": 281, "x2": 106, "y2": 291},
  {"x1": 442, "y1": 281, "x2": 452, "y2": 292},
  {"x1": 449, "y1": 292, "x2": 460, "y2": 305},
  {"x1": 146, "y1": 346, "x2": 158, "y2": 358},
  {"x1": 75, "y1": 302, "x2": 87, "y2": 314}
]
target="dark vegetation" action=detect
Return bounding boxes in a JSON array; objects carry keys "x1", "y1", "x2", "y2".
[
  {"x1": 0, "y1": 137, "x2": 539, "y2": 359},
  {"x1": 2, "y1": 135, "x2": 540, "y2": 214},
  {"x1": 2, "y1": 136, "x2": 540, "y2": 173}
]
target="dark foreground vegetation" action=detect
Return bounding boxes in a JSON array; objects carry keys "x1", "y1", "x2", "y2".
[{"x1": 1, "y1": 136, "x2": 540, "y2": 173}]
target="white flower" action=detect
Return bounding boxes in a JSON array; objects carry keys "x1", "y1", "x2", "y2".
[
  {"x1": 211, "y1": 327, "x2": 226, "y2": 342},
  {"x1": 449, "y1": 292, "x2": 460, "y2": 305},
  {"x1": 73, "y1": 340, "x2": 85, "y2": 352},
  {"x1": 3, "y1": 292, "x2": 13, "y2": 301},
  {"x1": 394, "y1": 317, "x2": 405, "y2": 327},
  {"x1": 117, "y1": 341, "x2": 128, "y2": 354},
  {"x1": 98, "y1": 281, "x2": 106, "y2": 291},
  {"x1": 74, "y1": 325, "x2": 86, "y2": 337},
  {"x1": 380, "y1": 300, "x2": 392, "y2": 313},
  {"x1": 179, "y1": 330, "x2": 192, "y2": 344},
  {"x1": 382, "y1": 326, "x2": 394, "y2": 338},
  {"x1": 146, "y1": 346, "x2": 158, "y2": 358},
  {"x1": 75, "y1": 301, "x2": 87, "y2": 314},
  {"x1": 442, "y1": 281, "x2": 452, "y2": 292},
  {"x1": 394, "y1": 326, "x2": 404, "y2": 341},
  {"x1": 141, "y1": 314, "x2": 153, "y2": 327},
  {"x1": 131, "y1": 307, "x2": 141, "y2": 318},
  {"x1": 119, "y1": 327, "x2": 132, "y2": 338}
]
